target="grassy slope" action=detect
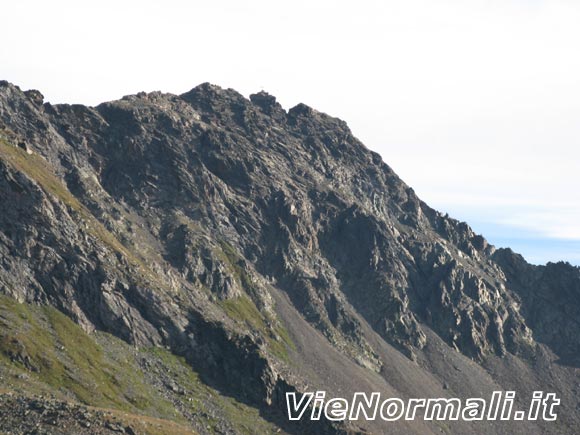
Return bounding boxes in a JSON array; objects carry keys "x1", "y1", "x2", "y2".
[{"x1": 0, "y1": 295, "x2": 284, "y2": 434}]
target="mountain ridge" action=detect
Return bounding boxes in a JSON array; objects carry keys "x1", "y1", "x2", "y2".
[{"x1": 0, "y1": 80, "x2": 579, "y2": 434}]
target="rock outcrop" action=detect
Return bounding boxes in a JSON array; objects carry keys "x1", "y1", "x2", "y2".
[{"x1": 0, "y1": 80, "x2": 579, "y2": 434}]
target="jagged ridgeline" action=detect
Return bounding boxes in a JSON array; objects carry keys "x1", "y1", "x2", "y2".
[{"x1": 0, "y1": 80, "x2": 579, "y2": 435}]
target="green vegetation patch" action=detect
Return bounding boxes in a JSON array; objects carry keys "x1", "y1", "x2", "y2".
[
  {"x1": 0, "y1": 295, "x2": 286, "y2": 434},
  {"x1": 220, "y1": 295, "x2": 267, "y2": 332},
  {"x1": 0, "y1": 295, "x2": 176, "y2": 418},
  {"x1": 217, "y1": 242, "x2": 296, "y2": 363}
]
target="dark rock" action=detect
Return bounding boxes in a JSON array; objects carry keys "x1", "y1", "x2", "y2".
[
  {"x1": 24, "y1": 89, "x2": 44, "y2": 106},
  {"x1": 0, "y1": 80, "x2": 578, "y2": 435}
]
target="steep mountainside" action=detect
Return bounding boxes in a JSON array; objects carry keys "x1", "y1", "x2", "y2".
[{"x1": 0, "y1": 80, "x2": 579, "y2": 434}]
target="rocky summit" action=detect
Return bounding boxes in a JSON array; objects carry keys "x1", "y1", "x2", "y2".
[{"x1": 0, "y1": 80, "x2": 579, "y2": 434}]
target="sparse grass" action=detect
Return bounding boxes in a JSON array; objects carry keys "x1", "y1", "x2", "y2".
[
  {"x1": 217, "y1": 242, "x2": 296, "y2": 363},
  {"x1": 99, "y1": 409, "x2": 197, "y2": 435},
  {"x1": 218, "y1": 295, "x2": 295, "y2": 363},
  {"x1": 0, "y1": 296, "x2": 286, "y2": 434},
  {"x1": 0, "y1": 139, "x2": 169, "y2": 292},
  {"x1": 144, "y1": 346, "x2": 283, "y2": 435},
  {"x1": 0, "y1": 295, "x2": 176, "y2": 418},
  {"x1": 217, "y1": 241, "x2": 259, "y2": 297},
  {"x1": 220, "y1": 295, "x2": 267, "y2": 332},
  {"x1": 0, "y1": 140, "x2": 126, "y2": 256},
  {"x1": 271, "y1": 322, "x2": 296, "y2": 363}
]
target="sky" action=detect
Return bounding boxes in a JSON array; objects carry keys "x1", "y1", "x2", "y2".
[{"x1": 1, "y1": 0, "x2": 578, "y2": 265}]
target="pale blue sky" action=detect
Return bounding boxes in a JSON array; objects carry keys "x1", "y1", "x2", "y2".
[{"x1": 1, "y1": 0, "x2": 578, "y2": 265}]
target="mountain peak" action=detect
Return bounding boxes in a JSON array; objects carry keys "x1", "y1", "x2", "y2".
[{"x1": 0, "y1": 81, "x2": 579, "y2": 434}]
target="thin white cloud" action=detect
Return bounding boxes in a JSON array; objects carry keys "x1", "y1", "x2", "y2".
[{"x1": 498, "y1": 209, "x2": 580, "y2": 241}]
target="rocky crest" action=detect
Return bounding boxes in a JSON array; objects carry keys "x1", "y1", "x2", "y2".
[{"x1": 0, "y1": 80, "x2": 579, "y2": 434}]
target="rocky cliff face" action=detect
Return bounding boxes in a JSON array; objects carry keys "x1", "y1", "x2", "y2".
[{"x1": 0, "y1": 81, "x2": 579, "y2": 434}]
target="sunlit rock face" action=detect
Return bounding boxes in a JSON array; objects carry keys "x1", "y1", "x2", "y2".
[{"x1": 0, "y1": 80, "x2": 579, "y2": 434}]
